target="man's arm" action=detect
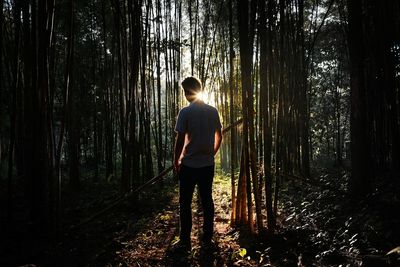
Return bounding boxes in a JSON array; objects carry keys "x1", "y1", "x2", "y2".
[
  {"x1": 174, "y1": 132, "x2": 185, "y2": 172},
  {"x1": 214, "y1": 128, "x2": 222, "y2": 155}
]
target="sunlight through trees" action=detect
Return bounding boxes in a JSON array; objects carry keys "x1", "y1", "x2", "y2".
[{"x1": 0, "y1": 0, "x2": 399, "y2": 265}]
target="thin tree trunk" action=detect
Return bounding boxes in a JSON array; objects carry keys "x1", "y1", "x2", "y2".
[
  {"x1": 237, "y1": 0, "x2": 256, "y2": 232},
  {"x1": 347, "y1": 0, "x2": 372, "y2": 195},
  {"x1": 229, "y1": 0, "x2": 237, "y2": 225},
  {"x1": 55, "y1": 0, "x2": 75, "y2": 230},
  {"x1": 259, "y1": 0, "x2": 274, "y2": 231},
  {"x1": 7, "y1": 0, "x2": 22, "y2": 225}
]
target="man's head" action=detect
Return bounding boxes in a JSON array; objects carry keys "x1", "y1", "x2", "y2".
[{"x1": 181, "y1": 76, "x2": 202, "y2": 102}]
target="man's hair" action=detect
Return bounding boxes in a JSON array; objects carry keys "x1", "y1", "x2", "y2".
[{"x1": 181, "y1": 76, "x2": 202, "y2": 95}]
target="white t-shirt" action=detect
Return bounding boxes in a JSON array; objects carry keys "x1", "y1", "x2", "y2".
[{"x1": 175, "y1": 100, "x2": 222, "y2": 168}]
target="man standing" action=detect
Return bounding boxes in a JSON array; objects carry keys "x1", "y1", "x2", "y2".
[{"x1": 174, "y1": 77, "x2": 222, "y2": 250}]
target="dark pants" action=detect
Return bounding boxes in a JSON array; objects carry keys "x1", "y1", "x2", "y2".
[{"x1": 179, "y1": 164, "x2": 215, "y2": 243}]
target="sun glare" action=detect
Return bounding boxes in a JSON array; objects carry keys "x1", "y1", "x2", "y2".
[
  {"x1": 196, "y1": 91, "x2": 216, "y2": 106},
  {"x1": 196, "y1": 91, "x2": 206, "y2": 101}
]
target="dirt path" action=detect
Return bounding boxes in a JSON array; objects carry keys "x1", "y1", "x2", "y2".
[{"x1": 111, "y1": 176, "x2": 257, "y2": 267}]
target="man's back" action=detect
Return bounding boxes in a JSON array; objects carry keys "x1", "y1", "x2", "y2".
[{"x1": 175, "y1": 100, "x2": 221, "y2": 168}]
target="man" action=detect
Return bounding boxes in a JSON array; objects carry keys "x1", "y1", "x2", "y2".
[{"x1": 174, "y1": 76, "x2": 222, "y2": 250}]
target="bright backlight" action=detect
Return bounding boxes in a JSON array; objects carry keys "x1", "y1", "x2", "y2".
[{"x1": 196, "y1": 91, "x2": 216, "y2": 106}]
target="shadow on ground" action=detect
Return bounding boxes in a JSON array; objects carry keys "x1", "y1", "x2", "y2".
[
  {"x1": 165, "y1": 240, "x2": 224, "y2": 267},
  {"x1": 45, "y1": 180, "x2": 177, "y2": 267}
]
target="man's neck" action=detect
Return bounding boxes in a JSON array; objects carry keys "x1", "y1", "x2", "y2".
[{"x1": 190, "y1": 99, "x2": 204, "y2": 105}]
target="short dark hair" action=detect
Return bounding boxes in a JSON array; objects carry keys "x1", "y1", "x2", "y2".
[{"x1": 181, "y1": 76, "x2": 202, "y2": 95}]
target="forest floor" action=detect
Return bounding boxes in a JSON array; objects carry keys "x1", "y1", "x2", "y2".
[
  {"x1": 2, "y1": 167, "x2": 400, "y2": 266},
  {"x1": 104, "y1": 169, "x2": 400, "y2": 267}
]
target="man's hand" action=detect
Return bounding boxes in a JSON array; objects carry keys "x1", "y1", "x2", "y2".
[
  {"x1": 173, "y1": 160, "x2": 181, "y2": 174},
  {"x1": 214, "y1": 128, "x2": 223, "y2": 155},
  {"x1": 174, "y1": 132, "x2": 185, "y2": 178}
]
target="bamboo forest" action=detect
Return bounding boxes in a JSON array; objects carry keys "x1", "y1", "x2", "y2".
[{"x1": 0, "y1": 0, "x2": 399, "y2": 266}]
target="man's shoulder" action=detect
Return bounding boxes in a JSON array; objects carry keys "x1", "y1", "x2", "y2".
[
  {"x1": 184, "y1": 102, "x2": 218, "y2": 114},
  {"x1": 178, "y1": 106, "x2": 188, "y2": 114},
  {"x1": 204, "y1": 103, "x2": 218, "y2": 112}
]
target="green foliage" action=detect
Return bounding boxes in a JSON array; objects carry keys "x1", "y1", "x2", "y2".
[
  {"x1": 159, "y1": 214, "x2": 172, "y2": 221},
  {"x1": 231, "y1": 248, "x2": 247, "y2": 260},
  {"x1": 308, "y1": 2, "x2": 350, "y2": 166}
]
